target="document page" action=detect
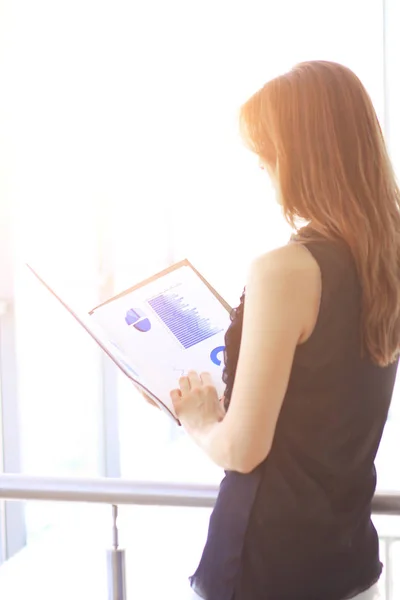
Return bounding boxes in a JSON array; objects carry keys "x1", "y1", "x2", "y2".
[{"x1": 89, "y1": 262, "x2": 231, "y2": 415}]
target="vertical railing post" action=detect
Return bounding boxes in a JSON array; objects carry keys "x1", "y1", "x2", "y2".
[
  {"x1": 0, "y1": 297, "x2": 26, "y2": 561},
  {"x1": 385, "y1": 539, "x2": 393, "y2": 600},
  {"x1": 107, "y1": 504, "x2": 127, "y2": 600}
]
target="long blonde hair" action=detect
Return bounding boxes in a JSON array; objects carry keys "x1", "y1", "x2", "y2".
[{"x1": 240, "y1": 60, "x2": 400, "y2": 367}]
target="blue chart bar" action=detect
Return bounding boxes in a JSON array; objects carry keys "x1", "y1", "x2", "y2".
[{"x1": 148, "y1": 292, "x2": 222, "y2": 349}]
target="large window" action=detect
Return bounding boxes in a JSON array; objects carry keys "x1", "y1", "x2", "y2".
[
  {"x1": 1, "y1": 0, "x2": 398, "y2": 549},
  {"x1": 113, "y1": 0, "x2": 387, "y2": 484}
]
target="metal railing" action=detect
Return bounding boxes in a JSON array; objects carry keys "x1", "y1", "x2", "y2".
[
  {"x1": 0, "y1": 474, "x2": 219, "y2": 507},
  {"x1": 0, "y1": 474, "x2": 400, "y2": 600},
  {"x1": 0, "y1": 475, "x2": 220, "y2": 600},
  {"x1": 1, "y1": 474, "x2": 399, "y2": 512}
]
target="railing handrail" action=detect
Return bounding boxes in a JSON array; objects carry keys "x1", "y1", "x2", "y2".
[
  {"x1": 0, "y1": 474, "x2": 218, "y2": 507},
  {"x1": 1, "y1": 474, "x2": 400, "y2": 515}
]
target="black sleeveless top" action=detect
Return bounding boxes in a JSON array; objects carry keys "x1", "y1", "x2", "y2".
[{"x1": 190, "y1": 228, "x2": 398, "y2": 600}]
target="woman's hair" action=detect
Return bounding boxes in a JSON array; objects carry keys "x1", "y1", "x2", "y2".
[{"x1": 240, "y1": 60, "x2": 400, "y2": 367}]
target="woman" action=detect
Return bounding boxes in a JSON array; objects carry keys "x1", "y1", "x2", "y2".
[{"x1": 152, "y1": 61, "x2": 400, "y2": 599}]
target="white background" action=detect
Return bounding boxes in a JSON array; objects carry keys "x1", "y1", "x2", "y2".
[{"x1": 1, "y1": 0, "x2": 399, "y2": 565}]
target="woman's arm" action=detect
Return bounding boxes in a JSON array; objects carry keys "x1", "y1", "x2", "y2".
[{"x1": 171, "y1": 243, "x2": 321, "y2": 473}]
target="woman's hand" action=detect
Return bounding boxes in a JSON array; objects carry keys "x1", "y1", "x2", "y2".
[
  {"x1": 139, "y1": 389, "x2": 160, "y2": 409},
  {"x1": 170, "y1": 371, "x2": 225, "y2": 434}
]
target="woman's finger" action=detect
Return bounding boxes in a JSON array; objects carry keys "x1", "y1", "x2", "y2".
[
  {"x1": 140, "y1": 390, "x2": 160, "y2": 409},
  {"x1": 170, "y1": 388, "x2": 183, "y2": 410},
  {"x1": 179, "y1": 375, "x2": 191, "y2": 394},
  {"x1": 187, "y1": 370, "x2": 202, "y2": 389},
  {"x1": 200, "y1": 371, "x2": 214, "y2": 387}
]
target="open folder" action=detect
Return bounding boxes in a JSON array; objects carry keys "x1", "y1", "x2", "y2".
[{"x1": 26, "y1": 260, "x2": 232, "y2": 424}]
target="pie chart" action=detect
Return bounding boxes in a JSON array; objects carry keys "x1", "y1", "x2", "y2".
[
  {"x1": 210, "y1": 346, "x2": 225, "y2": 366},
  {"x1": 125, "y1": 308, "x2": 151, "y2": 332}
]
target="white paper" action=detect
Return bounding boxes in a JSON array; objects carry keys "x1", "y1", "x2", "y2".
[{"x1": 89, "y1": 264, "x2": 231, "y2": 416}]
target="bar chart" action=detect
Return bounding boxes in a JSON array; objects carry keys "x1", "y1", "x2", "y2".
[{"x1": 148, "y1": 291, "x2": 223, "y2": 349}]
